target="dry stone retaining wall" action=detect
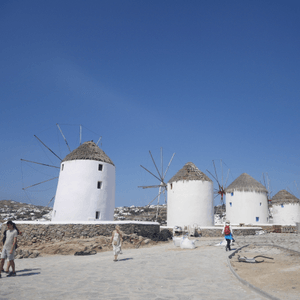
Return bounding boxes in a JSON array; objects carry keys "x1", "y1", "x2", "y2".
[
  {"x1": 168, "y1": 227, "x2": 259, "y2": 237},
  {"x1": 242, "y1": 224, "x2": 297, "y2": 233},
  {"x1": 200, "y1": 228, "x2": 257, "y2": 237},
  {"x1": 2, "y1": 223, "x2": 160, "y2": 247}
]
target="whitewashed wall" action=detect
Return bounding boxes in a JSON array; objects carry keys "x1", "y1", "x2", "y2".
[
  {"x1": 52, "y1": 159, "x2": 115, "y2": 222},
  {"x1": 167, "y1": 180, "x2": 214, "y2": 227},
  {"x1": 226, "y1": 191, "x2": 268, "y2": 224},
  {"x1": 272, "y1": 203, "x2": 300, "y2": 225}
]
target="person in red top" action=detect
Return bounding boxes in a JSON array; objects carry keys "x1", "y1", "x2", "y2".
[{"x1": 222, "y1": 220, "x2": 233, "y2": 251}]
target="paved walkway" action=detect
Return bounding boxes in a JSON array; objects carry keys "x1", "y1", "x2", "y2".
[{"x1": 0, "y1": 240, "x2": 264, "y2": 300}]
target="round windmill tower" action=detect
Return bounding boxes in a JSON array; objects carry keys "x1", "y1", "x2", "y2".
[
  {"x1": 271, "y1": 190, "x2": 300, "y2": 225},
  {"x1": 167, "y1": 162, "x2": 214, "y2": 227},
  {"x1": 52, "y1": 141, "x2": 115, "y2": 222},
  {"x1": 225, "y1": 173, "x2": 268, "y2": 224}
]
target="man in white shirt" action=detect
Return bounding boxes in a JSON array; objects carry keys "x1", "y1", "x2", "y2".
[{"x1": 0, "y1": 221, "x2": 18, "y2": 277}]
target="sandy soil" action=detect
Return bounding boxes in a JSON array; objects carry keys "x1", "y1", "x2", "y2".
[{"x1": 230, "y1": 244, "x2": 300, "y2": 300}]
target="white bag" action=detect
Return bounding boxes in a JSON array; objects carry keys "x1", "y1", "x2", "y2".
[
  {"x1": 180, "y1": 237, "x2": 195, "y2": 249},
  {"x1": 172, "y1": 236, "x2": 183, "y2": 247}
]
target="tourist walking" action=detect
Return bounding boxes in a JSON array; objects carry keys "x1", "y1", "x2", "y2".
[
  {"x1": 0, "y1": 221, "x2": 18, "y2": 277},
  {"x1": 222, "y1": 220, "x2": 233, "y2": 251},
  {"x1": 111, "y1": 225, "x2": 123, "y2": 261},
  {"x1": 1, "y1": 222, "x2": 21, "y2": 274}
]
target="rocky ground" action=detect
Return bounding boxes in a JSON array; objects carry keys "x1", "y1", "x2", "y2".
[{"x1": 13, "y1": 232, "x2": 170, "y2": 258}]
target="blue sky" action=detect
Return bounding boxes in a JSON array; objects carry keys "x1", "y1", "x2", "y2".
[{"x1": 1, "y1": 0, "x2": 299, "y2": 208}]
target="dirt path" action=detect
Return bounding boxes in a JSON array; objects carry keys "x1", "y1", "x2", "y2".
[{"x1": 230, "y1": 244, "x2": 300, "y2": 300}]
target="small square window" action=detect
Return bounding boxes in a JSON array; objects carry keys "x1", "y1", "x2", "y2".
[
  {"x1": 256, "y1": 217, "x2": 259, "y2": 222},
  {"x1": 98, "y1": 164, "x2": 103, "y2": 171},
  {"x1": 281, "y1": 204, "x2": 284, "y2": 208},
  {"x1": 97, "y1": 181, "x2": 102, "y2": 189},
  {"x1": 231, "y1": 192, "x2": 234, "y2": 196}
]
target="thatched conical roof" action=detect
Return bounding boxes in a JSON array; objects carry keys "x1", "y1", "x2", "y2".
[
  {"x1": 62, "y1": 141, "x2": 114, "y2": 166},
  {"x1": 225, "y1": 173, "x2": 267, "y2": 193},
  {"x1": 272, "y1": 190, "x2": 300, "y2": 205},
  {"x1": 168, "y1": 162, "x2": 212, "y2": 183}
]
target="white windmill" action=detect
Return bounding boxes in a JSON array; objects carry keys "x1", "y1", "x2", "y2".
[
  {"x1": 21, "y1": 124, "x2": 103, "y2": 208},
  {"x1": 138, "y1": 148, "x2": 175, "y2": 220}
]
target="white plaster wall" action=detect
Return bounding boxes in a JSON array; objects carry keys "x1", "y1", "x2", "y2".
[
  {"x1": 167, "y1": 180, "x2": 214, "y2": 227},
  {"x1": 52, "y1": 160, "x2": 115, "y2": 221},
  {"x1": 272, "y1": 203, "x2": 300, "y2": 225},
  {"x1": 225, "y1": 191, "x2": 268, "y2": 224}
]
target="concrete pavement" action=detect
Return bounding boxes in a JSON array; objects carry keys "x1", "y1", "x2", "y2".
[{"x1": 0, "y1": 239, "x2": 265, "y2": 300}]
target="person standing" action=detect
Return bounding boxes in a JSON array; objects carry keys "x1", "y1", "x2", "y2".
[
  {"x1": 222, "y1": 220, "x2": 233, "y2": 251},
  {"x1": 2, "y1": 222, "x2": 21, "y2": 274},
  {"x1": 0, "y1": 221, "x2": 18, "y2": 277},
  {"x1": 110, "y1": 225, "x2": 123, "y2": 261}
]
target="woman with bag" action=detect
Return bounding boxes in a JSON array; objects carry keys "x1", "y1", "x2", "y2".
[
  {"x1": 110, "y1": 225, "x2": 123, "y2": 261},
  {"x1": 222, "y1": 220, "x2": 233, "y2": 251}
]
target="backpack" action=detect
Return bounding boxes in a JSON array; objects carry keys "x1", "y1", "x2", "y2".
[{"x1": 224, "y1": 225, "x2": 231, "y2": 235}]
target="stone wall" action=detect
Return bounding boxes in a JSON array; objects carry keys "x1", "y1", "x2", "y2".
[
  {"x1": 3, "y1": 222, "x2": 285, "y2": 246},
  {"x1": 1, "y1": 223, "x2": 160, "y2": 246},
  {"x1": 169, "y1": 227, "x2": 259, "y2": 237},
  {"x1": 241, "y1": 224, "x2": 297, "y2": 233},
  {"x1": 199, "y1": 228, "x2": 258, "y2": 237}
]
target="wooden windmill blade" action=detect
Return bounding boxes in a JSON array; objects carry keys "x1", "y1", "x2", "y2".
[
  {"x1": 147, "y1": 188, "x2": 166, "y2": 206},
  {"x1": 20, "y1": 159, "x2": 60, "y2": 169},
  {"x1": 149, "y1": 150, "x2": 163, "y2": 181},
  {"x1": 163, "y1": 152, "x2": 175, "y2": 180},
  {"x1": 140, "y1": 165, "x2": 162, "y2": 182},
  {"x1": 294, "y1": 181, "x2": 300, "y2": 198},
  {"x1": 206, "y1": 169, "x2": 221, "y2": 189},
  {"x1": 138, "y1": 185, "x2": 165, "y2": 189},
  {"x1": 139, "y1": 148, "x2": 175, "y2": 221},
  {"x1": 207, "y1": 159, "x2": 231, "y2": 208},
  {"x1": 261, "y1": 172, "x2": 273, "y2": 200},
  {"x1": 212, "y1": 160, "x2": 219, "y2": 185}
]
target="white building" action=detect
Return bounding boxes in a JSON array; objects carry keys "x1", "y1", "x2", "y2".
[
  {"x1": 167, "y1": 162, "x2": 214, "y2": 227},
  {"x1": 225, "y1": 173, "x2": 268, "y2": 224},
  {"x1": 271, "y1": 190, "x2": 300, "y2": 225},
  {"x1": 52, "y1": 141, "x2": 115, "y2": 222}
]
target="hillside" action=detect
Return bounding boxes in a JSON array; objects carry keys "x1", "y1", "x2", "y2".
[
  {"x1": 0, "y1": 200, "x2": 225, "y2": 225},
  {"x1": 0, "y1": 200, "x2": 52, "y2": 222},
  {"x1": 0, "y1": 200, "x2": 167, "y2": 224}
]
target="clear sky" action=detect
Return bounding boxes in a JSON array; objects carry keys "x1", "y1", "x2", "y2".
[{"x1": 1, "y1": 0, "x2": 299, "y2": 208}]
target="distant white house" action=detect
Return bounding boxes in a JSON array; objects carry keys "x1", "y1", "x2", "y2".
[
  {"x1": 52, "y1": 141, "x2": 115, "y2": 222},
  {"x1": 271, "y1": 190, "x2": 300, "y2": 225},
  {"x1": 225, "y1": 173, "x2": 268, "y2": 224},
  {"x1": 167, "y1": 162, "x2": 214, "y2": 227}
]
